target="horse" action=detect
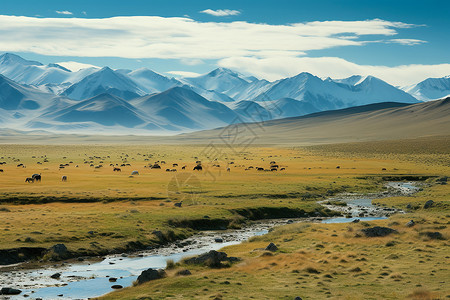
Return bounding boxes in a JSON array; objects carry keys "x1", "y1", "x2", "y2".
[
  {"x1": 25, "y1": 177, "x2": 34, "y2": 183},
  {"x1": 61, "y1": 176, "x2": 67, "y2": 182}
]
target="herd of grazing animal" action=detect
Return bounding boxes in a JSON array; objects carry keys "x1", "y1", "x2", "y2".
[{"x1": 0, "y1": 153, "x2": 290, "y2": 185}]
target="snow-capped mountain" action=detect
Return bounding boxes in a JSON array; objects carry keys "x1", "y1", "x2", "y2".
[
  {"x1": 61, "y1": 67, "x2": 146, "y2": 100},
  {"x1": 181, "y1": 68, "x2": 253, "y2": 94},
  {"x1": 250, "y1": 73, "x2": 418, "y2": 110},
  {"x1": 0, "y1": 53, "x2": 98, "y2": 86},
  {"x1": 131, "y1": 87, "x2": 238, "y2": 130},
  {"x1": 119, "y1": 68, "x2": 183, "y2": 94},
  {"x1": 0, "y1": 74, "x2": 62, "y2": 111},
  {"x1": 402, "y1": 76, "x2": 450, "y2": 101},
  {"x1": 1, "y1": 52, "x2": 447, "y2": 135},
  {"x1": 29, "y1": 93, "x2": 148, "y2": 130}
]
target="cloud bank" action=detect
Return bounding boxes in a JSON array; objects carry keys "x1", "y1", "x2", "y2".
[{"x1": 0, "y1": 14, "x2": 446, "y2": 85}]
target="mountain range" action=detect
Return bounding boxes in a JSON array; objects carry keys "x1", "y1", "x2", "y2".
[{"x1": 0, "y1": 52, "x2": 448, "y2": 134}]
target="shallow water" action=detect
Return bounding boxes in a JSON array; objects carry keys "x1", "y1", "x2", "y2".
[{"x1": 1, "y1": 182, "x2": 418, "y2": 299}]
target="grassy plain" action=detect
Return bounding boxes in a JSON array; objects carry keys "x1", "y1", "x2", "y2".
[{"x1": 0, "y1": 136, "x2": 448, "y2": 299}]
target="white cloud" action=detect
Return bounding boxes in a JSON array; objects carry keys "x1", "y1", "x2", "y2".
[
  {"x1": 166, "y1": 71, "x2": 201, "y2": 77},
  {"x1": 0, "y1": 15, "x2": 416, "y2": 61},
  {"x1": 56, "y1": 61, "x2": 99, "y2": 71},
  {"x1": 200, "y1": 9, "x2": 240, "y2": 17},
  {"x1": 0, "y1": 15, "x2": 442, "y2": 85},
  {"x1": 387, "y1": 38, "x2": 426, "y2": 46},
  {"x1": 55, "y1": 10, "x2": 73, "y2": 15},
  {"x1": 218, "y1": 56, "x2": 450, "y2": 86}
]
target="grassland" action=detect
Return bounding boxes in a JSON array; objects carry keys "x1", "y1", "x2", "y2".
[{"x1": 0, "y1": 137, "x2": 448, "y2": 299}]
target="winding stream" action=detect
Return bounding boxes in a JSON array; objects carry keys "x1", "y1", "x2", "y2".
[{"x1": 0, "y1": 182, "x2": 420, "y2": 300}]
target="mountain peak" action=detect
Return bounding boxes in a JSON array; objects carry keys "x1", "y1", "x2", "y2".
[
  {"x1": 208, "y1": 67, "x2": 239, "y2": 77},
  {"x1": 0, "y1": 53, "x2": 43, "y2": 66}
]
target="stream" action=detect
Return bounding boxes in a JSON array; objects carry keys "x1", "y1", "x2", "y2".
[{"x1": 0, "y1": 181, "x2": 420, "y2": 300}]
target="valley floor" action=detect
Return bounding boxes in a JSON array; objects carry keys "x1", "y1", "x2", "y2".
[{"x1": 0, "y1": 136, "x2": 448, "y2": 299}]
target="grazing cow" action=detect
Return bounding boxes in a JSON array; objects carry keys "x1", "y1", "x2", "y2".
[
  {"x1": 336, "y1": 166, "x2": 340, "y2": 169},
  {"x1": 61, "y1": 176, "x2": 67, "y2": 182},
  {"x1": 257, "y1": 167, "x2": 264, "y2": 171},
  {"x1": 280, "y1": 168, "x2": 286, "y2": 171},
  {"x1": 0, "y1": 169, "x2": 3, "y2": 172},
  {"x1": 166, "y1": 168, "x2": 171, "y2": 172},
  {"x1": 173, "y1": 163, "x2": 178, "y2": 167},
  {"x1": 161, "y1": 161, "x2": 166, "y2": 164},
  {"x1": 151, "y1": 164, "x2": 161, "y2": 169},
  {"x1": 271, "y1": 164, "x2": 279, "y2": 168},
  {"x1": 271, "y1": 168, "x2": 278, "y2": 171},
  {"x1": 32, "y1": 174, "x2": 41, "y2": 182},
  {"x1": 181, "y1": 166, "x2": 186, "y2": 170},
  {"x1": 25, "y1": 177, "x2": 34, "y2": 183},
  {"x1": 113, "y1": 167, "x2": 121, "y2": 172},
  {"x1": 193, "y1": 165, "x2": 202, "y2": 171},
  {"x1": 171, "y1": 169, "x2": 177, "y2": 172},
  {"x1": 131, "y1": 170, "x2": 139, "y2": 175}
]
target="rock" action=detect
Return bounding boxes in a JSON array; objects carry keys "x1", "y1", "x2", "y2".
[
  {"x1": 406, "y1": 204, "x2": 412, "y2": 209},
  {"x1": 287, "y1": 220, "x2": 294, "y2": 224},
  {"x1": 24, "y1": 237, "x2": 35, "y2": 243},
  {"x1": 50, "y1": 272, "x2": 61, "y2": 279},
  {"x1": 176, "y1": 269, "x2": 192, "y2": 276},
  {"x1": 111, "y1": 285, "x2": 123, "y2": 289},
  {"x1": 109, "y1": 277, "x2": 117, "y2": 282},
  {"x1": 406, "y1": 220, "x2": 415, "y2": 227},
  {"x1": 424, "y1": 200, "x2": 434, "y2": 209},
  {"x1": 174, "y1": 202, "x2": 182, "y2": 207},
  {"x1": 421, "y1": 232, "x2": 445, "y2": 240},
  {"x1": 214, "y1": 238, "x2": 223, "y2": 243},
  {"x1": 184, "y1": 250, "x2": 237, "y2": 268},
  {"x1": 294, "y1": 297, "x2": 303, "y2": 300},
  {"x1": 361, "y1": 226, "x2": 398, "y2": 237},
  {"x1": 265, "y1": 243, "x2": 278, "y2": 252},
  {"x1": 136, "y1": 268, "x2": 166, "y2": 284},
  {"x1": 50, "y1": 244, "x2": 68, "y2": 255},
  {"x1": 0, "y1": 288, "x2": 22, "y2": 295},
  {"x1": 352, "y1": 219, "x2": 360, "y2": 223}
]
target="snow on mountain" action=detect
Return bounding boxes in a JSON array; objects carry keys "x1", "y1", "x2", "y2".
[
  {"x1": 250, "y1": 73, "x2": 419, "y2": 112},
  {"x1": 0, "y1": 74, "x2": 60, "y2": 111},
  {"x1": 182, "y1": 68, "x2": 252, "y2": 94},
  {"x1": 61, "y1": 67, "x2": 146, "y2": 100},
  {"x1": 131, "y1": 87, "x2": 238, "y2": 130},
  {"x1": 29, "y1": 93, "x2": 149, "y2": 130},
  {"x1": 402, "y1": 76, "x2": 450, "y2": 101},
  {"x1": 0, "y1": 53, "x2": 98, "y2": 86},
  {"x1": 123, "y1": 68, "x2": 183, "y2": 94}
]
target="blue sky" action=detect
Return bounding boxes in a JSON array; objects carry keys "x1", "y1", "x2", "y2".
[{"x1": 0, "y1": 0, "x2": 449, "y2": 85}]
